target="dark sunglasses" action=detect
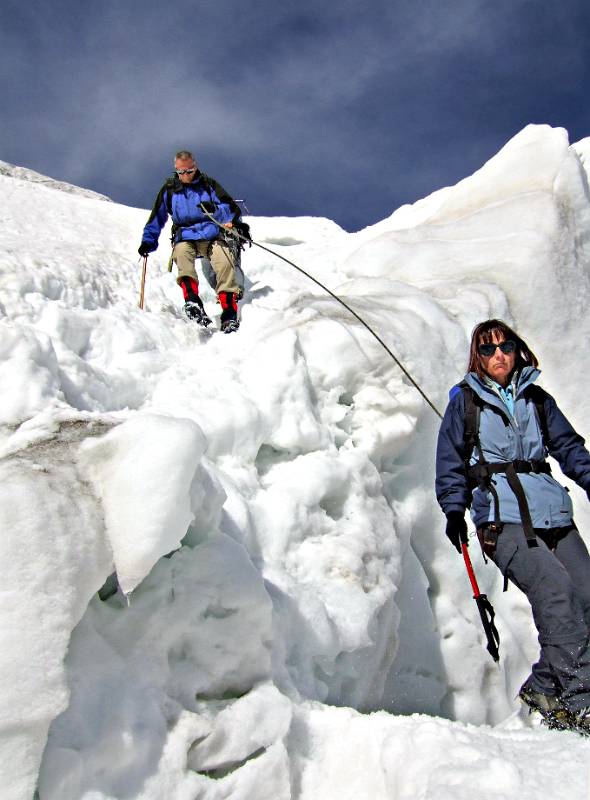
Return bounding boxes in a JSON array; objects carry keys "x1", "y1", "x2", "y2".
[
  {"x1": 478, "y1": 340, "x2": 517, "y2": 357},
  {"x1": 176, "y1": 167, "x2": 196, "y2": 175}
]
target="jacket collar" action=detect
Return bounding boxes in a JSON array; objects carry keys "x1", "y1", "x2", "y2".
[
  {"x1": 463, "y1": 366, "x2": 540, "y2": 415},
  {"x1": 168, "y1": 171, "x2": 205, "y2": 192}
]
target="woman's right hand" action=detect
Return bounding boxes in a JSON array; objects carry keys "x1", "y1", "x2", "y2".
[{"x1": 445, "y1": 511, "x2": 468, "y2": 553}]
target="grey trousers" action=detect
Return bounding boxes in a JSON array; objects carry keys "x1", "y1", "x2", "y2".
[
  {"x1": 491, "y1": 522, "x2": 590, "y2": 711},
  {"x1": 173, "y1": 239, "x2": 240, "y2": 294}
]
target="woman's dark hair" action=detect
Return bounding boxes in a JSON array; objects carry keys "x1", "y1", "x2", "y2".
[{"x1": 467, "y1": 319, "x2": 539, "y2": 378}]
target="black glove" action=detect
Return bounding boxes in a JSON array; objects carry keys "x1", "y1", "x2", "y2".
[
  {"x1": 138, "y1": 242, "x2": 151, "y2": 257},
  {"x1": 234, "y1": 220, "x2": 252, "y2": 245},
  {"x1": 445, "y1": 511, "x2": 468, "y2": 553}
]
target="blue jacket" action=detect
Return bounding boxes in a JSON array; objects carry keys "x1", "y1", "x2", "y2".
[
  {"x1": 435, "y1": 367, "x2": 590, "y2": 529},
  {"x1": 141, "y1": 172, "x2": 241, "y2": 252}
]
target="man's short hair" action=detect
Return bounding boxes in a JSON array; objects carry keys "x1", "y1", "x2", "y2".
[{"x1": 174, "y1": 150, "x2": 194, "y2": 162}]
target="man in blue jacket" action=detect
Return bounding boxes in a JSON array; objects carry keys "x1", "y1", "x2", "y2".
[{"x1": 138, "y1": 150, "x2": 243, "y2": 333}]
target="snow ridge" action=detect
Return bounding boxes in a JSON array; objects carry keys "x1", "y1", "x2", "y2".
[
  {"x1": 1, "y1": 124, "x2": 590, "y2": 799},
  {"x1": 0, "y1": 159, "x2": 111, "y2": 201}
]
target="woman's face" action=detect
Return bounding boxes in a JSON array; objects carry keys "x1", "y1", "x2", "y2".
[{"x1": 478, "y1": 331, "x2": 516, "y2": 387}]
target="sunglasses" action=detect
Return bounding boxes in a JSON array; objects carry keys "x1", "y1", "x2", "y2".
[
  {"x1": 478, "y1": 340, "x2": 517, "y2": 357},
  {"x1": 176, "y1": 167, "x2": 196, "y2": 175}
]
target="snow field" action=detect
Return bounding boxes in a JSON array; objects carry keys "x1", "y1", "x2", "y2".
[{"x1": 1, "y1": 124, "x2": 590, "y2": 798}]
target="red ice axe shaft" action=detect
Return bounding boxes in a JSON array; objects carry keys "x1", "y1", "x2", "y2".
[{"x1": 461, "y1": 542, "x2": 500, "y2": 663}]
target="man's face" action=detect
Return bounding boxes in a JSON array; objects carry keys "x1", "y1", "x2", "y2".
[{"x1": 175, "y1": 158, "x2": 197, "y2": 184}]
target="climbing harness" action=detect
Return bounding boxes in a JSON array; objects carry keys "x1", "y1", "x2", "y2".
[{"x1": 461, "y1": 382, "x2": 551, "y2": 549}]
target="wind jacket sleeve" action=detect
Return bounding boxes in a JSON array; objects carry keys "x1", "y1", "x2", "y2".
[
  {"x1": 542, "y1": 391, "x2": 590, "y2": 492},
  {"x1": 435, "y1": 389, "x2": 471, "y2": 515},
  {"x1": 141, "y1": 185, "x2": 170, "y2": 251}
]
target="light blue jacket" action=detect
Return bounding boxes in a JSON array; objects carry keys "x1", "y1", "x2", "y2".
[{"x1": 436, "y1": 367, "x2": 590, "y2": 529}]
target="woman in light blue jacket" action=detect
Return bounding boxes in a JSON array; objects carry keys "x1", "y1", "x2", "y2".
[{"x1": 436, "y1": 319, "x2": 590, "y2": 733}]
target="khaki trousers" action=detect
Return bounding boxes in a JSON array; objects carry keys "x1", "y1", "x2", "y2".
[{"x1": 173, "y1": 240, "x2": 239, "y2": 294}]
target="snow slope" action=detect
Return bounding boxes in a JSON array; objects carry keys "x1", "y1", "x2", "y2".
[
  {"x1": 0, "y1": 159, "x2": 111, "y2": 202},
  {"x1": 1, "y1": 124, "x2": 590, "y2": 799}
]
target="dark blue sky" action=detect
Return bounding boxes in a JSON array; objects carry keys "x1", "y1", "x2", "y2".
[{"x1": 2, "y1": 0, "x2": 590, "y2": 231}]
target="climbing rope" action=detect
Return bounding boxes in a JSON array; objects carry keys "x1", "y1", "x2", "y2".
[{"x1": 200, "y1": 205, "x2": 444, "y2": 419}]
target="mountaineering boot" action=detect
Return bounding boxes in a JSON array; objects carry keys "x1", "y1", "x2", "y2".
[
  {"x1": 218, "y1": 291, "x2": 239, "y2": 332},
  {"x1": 518, "y1": 684, "x2": 573, "y2": 730},
  {"x1": 541, "y1": 705, "x2": 574, "y2": 732},
  {"x1": 179, "y1": 276, "x2": 211, "y2": 326},
  {"x1": 221, "y1": 319, "x2": 240, "y2": 334},
  {"x1": 184, "y1": 299, "x2": 212, "y2": 326},
  {"x1": 570, "y1": 707, "x2": 590, "y2": 736}
]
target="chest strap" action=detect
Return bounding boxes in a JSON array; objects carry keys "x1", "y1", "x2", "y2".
[{"x1": 467, "y1": 460, "x2": 551, "y2": 548}]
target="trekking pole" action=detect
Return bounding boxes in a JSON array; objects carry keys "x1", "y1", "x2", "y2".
[
  {"x1": 199, "y1": 206, "x2": 443, "y2": 420},
  {"x1": 139, "y1": 255, "x2": 148, "y2": 310},
  {"x1": 461, "y1": 542, "x2": 500, "y2": 662}
]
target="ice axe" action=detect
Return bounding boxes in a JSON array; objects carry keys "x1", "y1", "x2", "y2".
[
  {"x1": 139, "y1": 255, "x2": 148, "y2": 310},
  {"x1": 461, "y1": 542, "x2": 500, "y2": 662}
]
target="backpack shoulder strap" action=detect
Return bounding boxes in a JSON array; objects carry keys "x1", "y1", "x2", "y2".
[
  {"x1": 459, "y1": 381, "x2": 482, "y2": 464},
  {"x1": 199, "y1": 172, "x2": 242, "y2": 219},
  {"x1": 196, "y1": 171, "x2": 216, "y2": 198},
  {"x1": 525, "y1": 384, "x2": 550, "y2": 450},
  {"x1": 163, "y1": 176, "x2": 178, "y2": 216}
]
